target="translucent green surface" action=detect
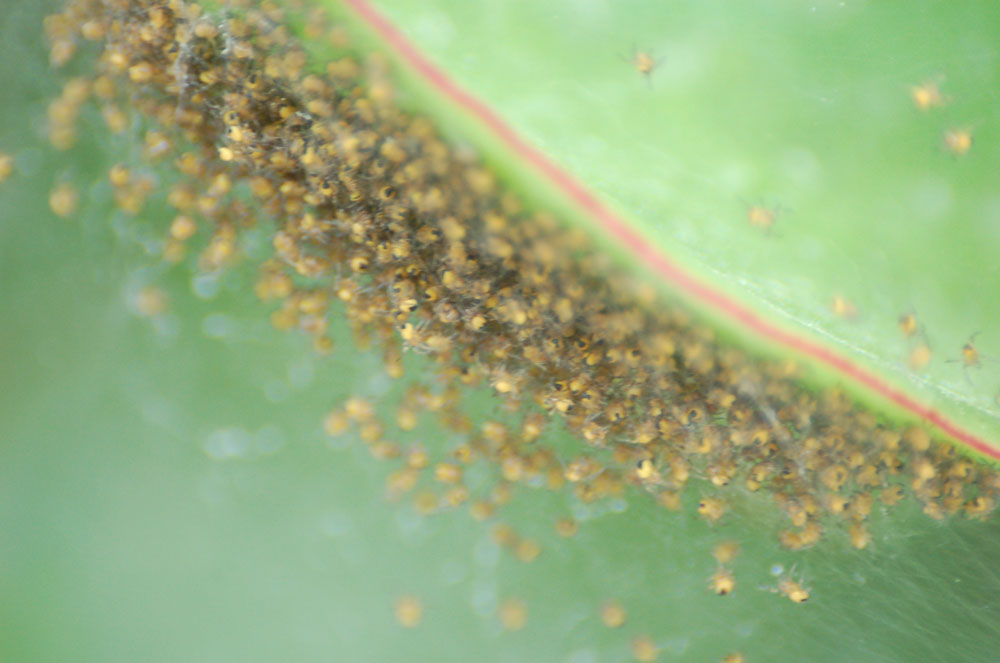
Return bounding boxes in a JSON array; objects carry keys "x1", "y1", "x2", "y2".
[
  {"x1": 339, "y1": 0, "x2": 1000, "y2": 451},
  {"x1": 3, "y1": 2, "x2": 1000, "y2": 662}
]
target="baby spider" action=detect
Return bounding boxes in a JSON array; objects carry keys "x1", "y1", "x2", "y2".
[
  {"x1": 621, "y1": 46, "x2": 664, "y2": 85},
  {"x1": 634, "y1": 457, "x2": 663, "y2": 485},
  {"x1": 697, "y1": 496, "x2": 726, "y2": 524},
  {"x1": 831, "y1": 294, "x2": 857, "y2": 320},
  {"x1": 958, "y1": 333, "x2": 981, "y2": 367},
  {"x1": 898, "y1": 311, "x2": 922, "y2": 339},
  {"x1": 776, "y1": 569, "x2": 810, "y2": 604},
  {"x1": 909, "y1": 343, "x2": 932, "y2": 371},
  {"x1": 708, "y1": 566, "x2": 736, "y2": 596},
  {"x1": 744, "y1": 201, "x2": 785, "y2": 232},
  {"x1": 947, "y1": 333, "x2": 992, "y2": 384},
  {"x1": 763, "y1": 564, "x2": 809, "y2": 603},
  {"x1": 943, "y1": 127, "x2": 973, "y2": 156},
  {"x1": 712, "y1": 540, "x2": 740, "y2": 565},
  {"x1": 909, "y1": 77, "x2": 947, "y2": 111}
]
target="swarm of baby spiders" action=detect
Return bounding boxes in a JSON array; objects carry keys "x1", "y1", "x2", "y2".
[{"x1": 43, "y1": 0, "x2": 1000, "y2": 570}]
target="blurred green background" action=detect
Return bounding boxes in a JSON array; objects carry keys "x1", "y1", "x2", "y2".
[{"x1": 3, "y1": 2, "x2": 1000, "y2": 662}]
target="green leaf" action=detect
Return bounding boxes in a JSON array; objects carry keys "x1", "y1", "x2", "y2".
[{"x1": 332, "y1": 0, "x2": 1000, "y2": 454}]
